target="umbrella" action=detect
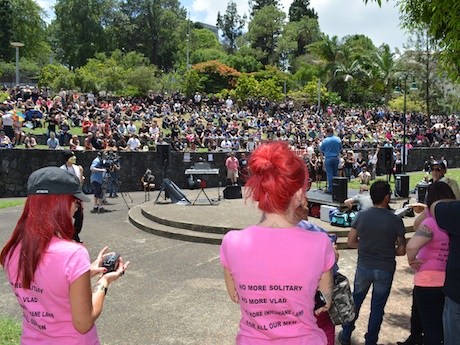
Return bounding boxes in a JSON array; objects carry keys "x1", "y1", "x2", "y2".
[
  {"x1": 7, "y1": 110, "x2": 25, "y2": 122},
  {"x1": 432, "y1": 123, "x2": 445, "y2": 129},
  {"x1": 25, "y1": 109, "x2": 44, "y2": 121}
]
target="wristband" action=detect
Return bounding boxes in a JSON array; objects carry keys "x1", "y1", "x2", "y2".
[{"x1": 93, "y1": 283, "x2": 107, "y2": 295}]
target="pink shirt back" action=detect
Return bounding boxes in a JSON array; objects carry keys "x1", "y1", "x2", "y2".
[
  {"x1": 5, "y1": 237, "x2": 99, "y2": 344},
  {"x1": 220, "y1": 225, "x2": 335, "y2": 345}
]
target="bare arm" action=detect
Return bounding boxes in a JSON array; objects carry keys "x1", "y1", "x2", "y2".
[
  {"x1": 223, "y1": 268, "x2": 239, "y2": 303},
  {"x1": 70, "y1": 250, "x2": 130, "y2": 333},
  {"x1": 315, "y1": 269, "x2": 333, "y2": 315},
  {"x1": 347, "y1": 227, "x2": 359, "y2": 248},
  {"x1": 395, "y1": 235, "x2": 406, "y2": 256},
  {"x1": 406, "y1": 224, "x2": 431, "y2": 270}
]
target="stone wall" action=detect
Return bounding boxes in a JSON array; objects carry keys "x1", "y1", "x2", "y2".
[
  {"x1": 0, "y1": 149, "x2": 230, "y2": 197},
  {"x1": 1, "y1": 147, "x2": 460, "y2": 197}
]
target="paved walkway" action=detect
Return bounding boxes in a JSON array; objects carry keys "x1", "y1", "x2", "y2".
[{"x1": 0, "y1": 191, "x2": 415, "y2": 345}]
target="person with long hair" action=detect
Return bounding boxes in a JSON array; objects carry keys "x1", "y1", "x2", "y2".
[
  {"x1": 403, "y1": 182, "x2": 455, "y2": 345},
  {"x1": 1, "y1": 167, "x2": 129, "y2": 344},
  {"x1": 220, "y1": 141, "x2": 335, "y2": 344}
]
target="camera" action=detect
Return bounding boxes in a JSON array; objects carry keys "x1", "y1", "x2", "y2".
[
  {"x1": 102, "y1": 151, "x2": 120, "y2": 169},
  {"x1": 102, "y1": 253, "x2": 120, "y2": 273}
]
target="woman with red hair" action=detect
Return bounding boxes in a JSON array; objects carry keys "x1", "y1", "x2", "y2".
[
  {"x1": 1, "y1": 167, "x2": 129, "y2": 344},
  {"x1": 220, "y1": 141, "x2": 335, "y2": 344}
]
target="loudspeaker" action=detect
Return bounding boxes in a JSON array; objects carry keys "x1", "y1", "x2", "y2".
[
  {"x1": 157, "y1": 144, "x2": 171, "y2": 166},
  {"x1": 377, "y1": 147, "x2": 393, "y2": 175},
  {"x1": 416, "y1": 182, "x2": 429, "y2": 203},
  {"x1": 163, "y1": 178, "x2": 190, "y2": 204},
  {"x1": 395, "y1": 174, "x2": 410, "y2": 198},
  {"x1": 332, "y1": 177, "x2": 348, "y2": 203},
  {"x1": 223, "y1": 185, "x2": 242, "y2": 199}
]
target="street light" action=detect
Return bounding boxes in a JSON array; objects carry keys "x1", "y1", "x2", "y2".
[
  {"x1": 394, "y1": 72, "x2": 418, "y2": 173},
  {"x1": 10, "y1": 42, "x2": 25, "y2": 86}
]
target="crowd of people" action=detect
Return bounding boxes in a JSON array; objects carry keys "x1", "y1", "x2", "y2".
[{"x1": 1, "y1": 85, "x2": 460, "y2": 156}]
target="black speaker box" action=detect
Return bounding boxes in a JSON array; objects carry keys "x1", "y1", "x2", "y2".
[
  {"x1": 224, "y1": 185, "x2": 242, "y2": 199},
  {"x1": 377, "y1": 147, "x2": 393, "y2": 175},
  {"x1": 395, "y1": 174, "x2": 410, "y2": 198},
  {"x1": 332, "y1": 177, "x2": 348, "y2": 203},
  {"x1": 157, "y1": 144, "x2": 171, "y2": 166}
]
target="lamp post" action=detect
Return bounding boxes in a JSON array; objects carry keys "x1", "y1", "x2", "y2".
[
  {"x1": 10, "y1": 42, "x2": 25, "y2": 86},
  {"x1": 394, "y1": 73, "x2": 418, "y2": 173}
]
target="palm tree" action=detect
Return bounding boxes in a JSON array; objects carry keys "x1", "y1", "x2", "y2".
[{"x1": 370, "y1": 43, "x2": 398, "y2": 105}]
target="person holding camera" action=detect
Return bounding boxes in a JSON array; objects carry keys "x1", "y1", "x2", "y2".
[
  {"x1": 0, "y1": 167, "x2": 130, "y2": 344},
  {"x1": 90, "y1": 151, "x2": 107, "y2": 213}
]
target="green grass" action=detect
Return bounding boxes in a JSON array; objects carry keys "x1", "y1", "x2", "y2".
[
  {"x1": 311, "y1": 168, "x2": 460, "y2": 193},
  {"x1": 0, "y1": 200, "x2": 25, "y2": 209},
  {"x1": 0, "y1": 317, "x2": 21, "y2": 345}
]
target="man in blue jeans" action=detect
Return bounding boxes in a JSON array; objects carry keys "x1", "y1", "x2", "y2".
[
  {"x1": 320, "y1": 127, "x2": 342, "y2": 193},
  {"x1": 431, "y1": 199, "x2": 460, "y2": 345},
  {"x1": 339, "y1": 181, "x2": 406, "y2": 345}
]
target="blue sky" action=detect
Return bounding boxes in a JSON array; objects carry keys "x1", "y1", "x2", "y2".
[{"x1": 38, "y1": 0, "x2": 408, "y2": 51}]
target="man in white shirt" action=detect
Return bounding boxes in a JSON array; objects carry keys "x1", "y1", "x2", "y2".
[{"x1": 127, "y1": 134, "x2": 141, "y2": 151}]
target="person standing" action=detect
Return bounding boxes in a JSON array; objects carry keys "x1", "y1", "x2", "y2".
[
  {"x1": 60, "y1": 151, "x2": 85, "y2": 242},
  {"x1": 320, "y1": 127, "x2": 342, "y2": 193},
  {"x1": 0, "y1": 166, "x2": 129, "y2": 344},
  {"x1": 339, "y1": 180, "x2": 406, "y2": 345},
  {"x1": 220, "y1": 142, "x2": 335, "y2": 344},
  {"x1": 431, "y1": 197, "x2": 460, "y2": 345},
  {"x1": 90, "y1": 151, "x2": 107, "y2": 213},
  {"x1": 225, "y1": 151, "x2": 239, "y2": 185},
  {"x1": 405, "y1": 182, "x2": 454, "y2": 345}
]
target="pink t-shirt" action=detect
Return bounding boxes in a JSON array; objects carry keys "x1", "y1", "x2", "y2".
[
  {"x1": 220, "y1": 225, "x2": 335, "y2": 345},
  {"x1": 226, "y1": 157, "x2": 239, "y2": 172},
  {"x1": 4, "y1": 237, "x2": 99, "y2": 344},
  {"x1": 414, "y1": 211, "x2": 449, "y2": 287}
]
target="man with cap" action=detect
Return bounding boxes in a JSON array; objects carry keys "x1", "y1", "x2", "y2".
[
  {"x1": 60, "y1": 151, "x2": 85, "y2": 242},
  {"x1": 428, "y1": 160, "x2": 460, "y2": 200}
]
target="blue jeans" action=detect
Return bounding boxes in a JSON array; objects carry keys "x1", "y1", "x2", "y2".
[
  {"x1": 325, "y1": 156, "x2": 339, "y2": 192},
  {"x1": 341, "y1": 266, "x2": 394, "y2": 345},
  {"x1": 443, "y1": 296, "x2": 460, "y2": 345}
]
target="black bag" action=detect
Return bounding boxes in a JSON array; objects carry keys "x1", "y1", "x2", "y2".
[{"x1": 328, "y1": 273, "x2": 356, "y2": 325}]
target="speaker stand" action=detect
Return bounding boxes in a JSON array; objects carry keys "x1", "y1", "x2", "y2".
[{"x1": 154, "y1": 184, "x2": 168, "y2": 204}]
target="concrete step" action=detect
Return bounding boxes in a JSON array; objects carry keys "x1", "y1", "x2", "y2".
[{"x1": 128, "y1": 205, "x2": 224, "y2": 245}]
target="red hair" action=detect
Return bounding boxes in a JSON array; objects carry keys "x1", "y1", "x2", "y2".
[
  {"x1": 245, "y1": 141, "x2": 308, "y2": 214},
  {"x1": 0, "y1": 194, "x2": 76, "y2": 289}
]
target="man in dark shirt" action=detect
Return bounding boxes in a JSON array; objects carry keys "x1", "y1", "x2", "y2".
[{"x1": 339, "y1": 181, "x2": 406, "y2": 345}]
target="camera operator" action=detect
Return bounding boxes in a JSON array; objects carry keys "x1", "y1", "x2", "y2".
[
  {"x1": 107, "y1": 151, "x2": 121, "y2": 198},
  {"x1": 90, "y1": 150, "x2": 108, "y2": 213}
]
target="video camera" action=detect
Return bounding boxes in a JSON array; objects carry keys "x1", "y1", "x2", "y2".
[{"x1": 102, "y1": 151, "x2": 120, "y2": 169}]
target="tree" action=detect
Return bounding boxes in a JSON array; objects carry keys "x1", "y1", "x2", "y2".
[
  {"x1": 216, "y1": 1, "x2": 246, "y2": 54},
  {"x1": 288, "y1": 0, "x2": 317, "y2": 22},
  {"x1": 364, "y1": 0, "x2": 460, "y2": 81},
  {"x1": 0, "y1": 0, "x2": 50, "y2": 63},
  {"x1": 53, "y1": 0, "x2": 116, "y2": 68},
  {"x1": 112, "y1": 0, "x2": 187, "y2": 72},
  {"x1": 246, "y1": 5, "x2": 286, "y2": 66},
  {"x1": 369, "y1": 43, "x2": 398, "y2": 105},
  {"x1": 248, "y1": 0, "x2": 280, "y2": 17}
]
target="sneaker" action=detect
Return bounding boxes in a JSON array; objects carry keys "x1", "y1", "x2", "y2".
[
  {"x1": 338, "y1": 330, "x2": 351, "y2": 345},
  {"x1": 90, "y1": 207, "x2": 99, "y2": 214},
  {"x1": 98, "y1": 207, "x2": 107, "y2": 213}
]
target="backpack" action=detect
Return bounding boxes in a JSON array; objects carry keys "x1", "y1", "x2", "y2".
[{"x1": 309, "y1": 203, "x2": 321, "y2": 218}]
